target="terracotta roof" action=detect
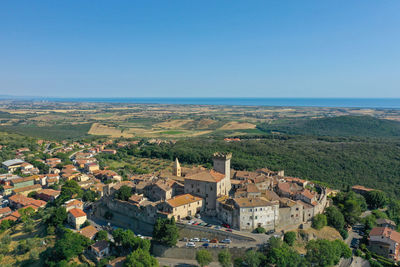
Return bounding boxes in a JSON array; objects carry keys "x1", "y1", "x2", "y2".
[
  {"x1": 166, "y1": 194, "x2": 203, "y2": 208},
  {"x1": 185, "y1": 170, "x2": 225, "y2": 183},
  {"x1": 0, "y1": 207, "x2": 11, "y2": 214},
  {"x1": 91, "y1": 240, "x2": 109, "y2": 252},
  {"x1": 11, "y1": 176, "x2": 35, "y2": 184},
  {"x1": 278, "y1": 182, "x2": 302, "y2": 195},
  {"x1": 79, "y1": 225, "x2": 98, "y2": 239},
  {"x1": 300, "y1": 189, "x2": 316, "y2": 200},
  {"x1": 65, "y1": 199, "x2": 83, "y2": 208},
  {"x1": 13, "y1": 184, "x2": 42, "y2": 193},
  {"x1": 264, "y1": 190, "x2": 281, "y2": 201},
  {"x1": 246, "y1": 184, "x2": 260, "y2": 193},
  {"x1": 370, "y1": 227, "x2": 400, "y2": 243},
  {"x1": 234, "y1": 197, "x2": 276, "y2": 208},
  {"x1": 69, "y1": 208, "x2": 86, "y2": 218},
  {"x1": 38, "y1": 189, "x2": 61, "y2": 197},
  {"x1": 10, "y1": 210, "x2": 21, "y2": 218},
  {"x1": 9, "y1": 194, "x2": 46, "y2": 207},
  {"x1": 0, "y1": 215, "x2": 18, "y2": 222}
]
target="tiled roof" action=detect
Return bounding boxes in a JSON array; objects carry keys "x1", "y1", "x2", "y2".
[
  {"x1": 185, "y1": 170, "x2": 225, "y2": 183},
  {"x1": 65, "y1": 199, "x2": 83, "y2": 207},
  {"x1": 69, "y1": 208, "x2": 86, "y2": 218},
  {"x1": 91, "y1": 240, "x2": 109, "y2": 252},
  {"x1": 234, "y1": 197, "x2": 276, "y2": 208},
  {"x1": 38, "y1": 189, "x2": 61, "y2": 197},
  {"x1": 11, "y1": 176, "x2": 35, "y2": 184},
  {"x1": 370, "y1": 227, "x2": 400, "y2": 243},
  {"x1": 0, "y1": 207, "x2": 11, "y2": 214},
  {"x1": 79, "y1": 225, "x2": 98, "y2": 239},
  {"x1": 166, "y1": 194, "x2": 203, "y2": 208},
  {"x1": 9, "y1": 194, "x2": 46, "y2": 208},
  {"x1": 300, "y1": 189, "x2": 316, "y2": 200},
  {"x1": 13, "y1": 184, "x2": 42, "y2": 193},
  {"x1": 376, "y1": 218, "x2": 396, "y2": 226}
]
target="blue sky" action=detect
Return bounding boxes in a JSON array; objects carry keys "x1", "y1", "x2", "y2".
[{"x1": 0, "y1": 1, "x2": 399, "y2": 98}]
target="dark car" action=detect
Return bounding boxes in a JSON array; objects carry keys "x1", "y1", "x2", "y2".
[
  {"x1": 266, "y1": 230, "x2": 275, "y2": 235},
  {"x1": 350, "y1": 238, "x2": 359, "y2": 249}
]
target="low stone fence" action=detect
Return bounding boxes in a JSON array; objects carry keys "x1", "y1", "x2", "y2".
[
  {"x1": 152, "y1": 244, "x2": 250, "y2": 261},
  {"x1": 177, "y1": 223, "x2": 255, "y2": 242}
]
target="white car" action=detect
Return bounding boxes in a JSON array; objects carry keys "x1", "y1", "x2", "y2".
[
  {"x1": 137, "y1": 234, "x2": 144, "y2": 239},
  {"x1": 190, "y1": 238, "x2": 200, "y2": 242},
  {"x1": 186, "y1": 242, "x2": 196, "y2": 247},
  {"x1": 220, "y1": 239, "x2": 231, "y2": 244}
]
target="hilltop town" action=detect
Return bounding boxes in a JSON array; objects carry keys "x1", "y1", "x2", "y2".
[{"x1": 0, "y1": 134, "x2": 398, "y2": 267}]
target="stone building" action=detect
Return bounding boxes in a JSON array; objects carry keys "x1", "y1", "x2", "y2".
[{"x1": 183, "y1": 153, "x2": 231, "y2": 215}]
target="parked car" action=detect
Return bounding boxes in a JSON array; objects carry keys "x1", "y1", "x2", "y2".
[
  {"x1": 190, "y1": 238, "x2": 200, "y2": 242},
  {"x1": 206, "y1": 224, "x2": 212, "y2": 227},
  {"x1": 266, "y1": 230, "x2": 275, "y2": 235},
  {"x1": 137, "y1": 234, "x2": 144, "y2": 239},
  {"x1": 214, "y1": 226, "x2": 222, "y2": 230},
  {"x1": 225, "y1": 229, "x2": 233, "y2": 232},
  {"x1": 182, "y1": 237, "x2": 188, "y2": 242},
  {"x1": 210, "y1": 238, "x2": 218, "y2": 243},
  {"x1": 193, "y1": 222, "x2": 200, "y2": 226},
  {"x1": 201, "y1": 238, "x2": 210, "y2": 242},
  {"x1": 195, "y1": 214, "x2": 201, "y2": 219},
  {"x1": 186, "y1": 215, "x2": 193, "y2": 220},
  {"x1": 222, "y1": 223, "x2": 230, "y2": 228},
  {"x1": 202, "y1": 243, "x2": 209, "y2": 247},
  {"x1": 220, "y1": 239, "x2": 231, "y2": 244},
  {"x1": 186, "y1": 242, "x2": 196, "y2": 248}
]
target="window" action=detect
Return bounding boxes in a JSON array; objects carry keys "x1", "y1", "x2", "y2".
[
  {"x1": 255, "y1": 216, "x2": 258, "y2": 219},
  {"x1": 250, "y1": 209, "x2": 252, "y2": 212},
  {"x1": 249, "y1": 216, "x2": 252, "y2": 219}
]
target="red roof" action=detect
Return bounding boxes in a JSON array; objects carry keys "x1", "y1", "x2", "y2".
[
  {"x1": 0, "y1": 207, "x2": 11, "y2": 214},
  {"x1": 370, "y1": 227, "x2": 400, "y2": 243},
  {"x1": 69, "y1": 208, "x2": 86, "y2": 218}
]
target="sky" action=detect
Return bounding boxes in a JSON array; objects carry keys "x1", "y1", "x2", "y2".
[{"x1": 0, "y1": 1, "x2": 399, "y2": 98}]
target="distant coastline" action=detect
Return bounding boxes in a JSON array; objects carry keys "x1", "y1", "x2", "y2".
[{"x1": 1, "y1": 96, "x2": 400, "y2": 109}]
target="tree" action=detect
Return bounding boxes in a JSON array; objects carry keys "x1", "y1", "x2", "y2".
[
  {"x1": 243, "y1": 250, "x2": 264, "y2": 267},
  {"x1": 124, "y1": 248, "x2": 158, "y2": 267},
  {"x1": 312, "y1": 214, "x2": 327, "y2": 230},
  {"x1": 218, "y1": 249, "x2": 232, "y2": 267},
  {"x1": 324, "y1": 206, "x2": 345, "y2": 231},
  {"x1": 96, "y1": 230, "x2": 108, "y2": 241},
  {"x1": 46, "y1": 206, "x2": 67, "y2": 226},
  {"x1": 196, "y1": 249, "x2": 213, "y2": 267},
  {"x1": 115, "y1": 185, "x2": 133, "y2": 201},
  {"x1": 83, "y1": 190, "x2": 98, "y2": 202},
  {"x1": 267, "y1": 243, "x2": 307, "y2": 267},
  {"x1": 365, "y1": 190, "x2": 387, "y2": 209},
  {"x1": 152, "y1": 217, "x2": 179, "y2": 247},
  {"x1": 52, "y1": 228, "x2": 93, "y2": 261},
  {"x1": 362, "y1": 215, "x2": 376, "y2": 232},
  {"x1": 283, "y1": 231, "x2": 296, "y2": 246},
  {"x1": 306, "y1": 239, "x2": 351, "y2": 267}
]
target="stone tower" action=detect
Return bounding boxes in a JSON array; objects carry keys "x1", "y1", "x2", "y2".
[
  {"x1": 173, "y1": 158, "x2": 181, "y2": 177},
  {"x1": 213, "y1": 152, "x2": 232, "y2": 195}
]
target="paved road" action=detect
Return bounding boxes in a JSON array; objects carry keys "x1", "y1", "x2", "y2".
[{"x1": 157, "y1": 257, "x2": 220, "y2": 267}]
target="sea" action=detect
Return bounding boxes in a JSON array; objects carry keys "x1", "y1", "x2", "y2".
[{"x1": 3, "y1": 97, "x2": 400, "y2": 109}]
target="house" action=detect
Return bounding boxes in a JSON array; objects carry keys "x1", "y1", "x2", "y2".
[
  {"x1": 84, "y1": 162, "x2": 99, "y2": 173},
  {"x1": 234, "y1": 184, "x2": 261, "y2": 198},
  {"x1": 68, "y1": 208, "x2": 87, "y2": 229},
  {"x1": 10, "y1": 176, "x2": 35, "y2": 189},
  {"x1": 8, "y1": 194, "x2": 46, "y2": 209},
  {"x1": 2, "y1": 159, "x2": 25, "y2": 173},
  {"x1": 20, "y1": 162, "x2": 39, "y2": 175},
  {"x1": 184, "y1": 153, "x2": 232, "y2": 215},
  {"x1": 79, "y1": 225, "x2": 99, "y2": 240},
  {"x1": 369, "y1": 227, "x2": 400, "y2": 261},
  {"x1": 217, "y1": 196, "x2": 279, "y2": 231},
  {"x1": 45, "y1": 158, "x2": 62, "y2": 167},
  {"x1": 37, "y1": 189, "x2": 61, "y2": 202},
  {"x1": 106, "y1": 256, "x2": 126, "y2": 267},
  {"x1": 376, "y1": 218, "x2": 397, "y2": 230},
  {"x1": 0, "y1": 207, "x2": 12, "y2": 218},
  {"x1": 64, "y1": 199, "x2": 84, "y2": 211},
  {"x1": 101, "y1": 149, "x2": 117, "y2": 155},
  {"x1": 163, "y1": 193, "x2": 204, "y2": 220},
  {"x1": 12, "y1": 184, "x2": 42, "y2": 196},
  {"x1": 91, "y1": 240, "x2": 110, "y2": 260}
]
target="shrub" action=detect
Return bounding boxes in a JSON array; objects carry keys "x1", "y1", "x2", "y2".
[
  {"x1": 312, "y1": 214, "x2": 327, "y2": 230},
  {"x1": 254, "y1": 227, "x2": 266, "y2": 234}
]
